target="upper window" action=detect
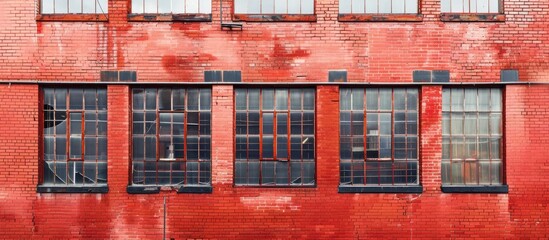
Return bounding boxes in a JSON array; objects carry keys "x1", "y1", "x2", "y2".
[
  {"x1": 441, "y1": 0, "x2": 499, "y2": 13},
  {"x1": 40, "y1": 0, "x2": 108, "y2": 14},
  {"x1": 41, "y1": 88, "x2": 108, "y2": 188},
  {"x1": 442, "y1": 88, "x2": 503, "y2": 186},
  {"x1": 339, "y1": 0, "x2": 418, "y2": 14},
  {"x1": 234, "y1": 0, "x2": 314, "y2": 14},
  {"x1": 131, "y1": 88, "x2": 211, "y2": 186},
  {"x1": 339, "y1": 88, "x2": 419, "y2": 187},
  {"x1": 131, "y1": 0, "x2": 211, "y2": 14},
  {"x1": 235, "y1": 88, "x2": 315, "y2": 186}
]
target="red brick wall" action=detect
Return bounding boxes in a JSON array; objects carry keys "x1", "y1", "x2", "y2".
[
  {"x1": 1, "y1": 0, "x2": 549, "y2": 238},
  {"x1": 0, "y1": 84, "x2": 547, "y2": 238},
  {"x1": 1, "y1": 0, "x2": 549, "y2": 82}
]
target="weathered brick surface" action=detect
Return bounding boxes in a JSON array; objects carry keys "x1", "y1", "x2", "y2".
[{"x1": 1, "y1": 0, "x2": 549, "y2": 238}]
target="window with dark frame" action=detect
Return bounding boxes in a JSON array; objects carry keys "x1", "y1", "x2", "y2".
[
  {"x1": 40, "y1": 0, "x2": 108, "y2": 14},
  {"x1": 441, "y1": 0, "x2": 499, "y2": 13},
  {"x1": 340, "y1": 88, "x2": 419, "y2": 186},
  {"x1": 234, "y1": 0, "x2": 314, "y2": 14},
  {"x1": 42, "y1": 88, "x2": 108, "y2": 186},
  {"x1": 442, "y1": 88, "x2": 503, "y2": 185},
  {"x1": 131, "y1": 0, "x2": 212, "y2": 14},
  {"x1": 235, "y1": 88, "x2": 315, "y2": 186},
  {"x1": 131, "y1": 88, "x2": 211, "y2": 186},
  {"x1": 339, "y1": 0, "x2": 418, "y2": 14}
]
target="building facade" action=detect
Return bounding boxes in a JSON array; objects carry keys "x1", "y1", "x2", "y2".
[{"x1": 1, "y1": 0, "x2": 549, "y2": 238}]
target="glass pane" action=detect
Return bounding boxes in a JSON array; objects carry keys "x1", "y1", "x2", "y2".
[
  {"x1": 69, "y1": 89, "x2": 83, "y2": 110},
  {"x1": 275, "y1": 0, "x2": 287, "y2": 13},
  {"x1": 451, "y1": 88, "x2": 464, "y2": 111},
  {"x1": 490, "y1": 161, "x2": 502, "y2": 184},
  {"x1": 452, "y1": 137, "x2": 464, "y2": 159},
  {"x1": 145, "y1": 89, "x2": 157, "y2": 110},
  {"x1": 407, "y1": 89, "x2": 418, "y2": 111},
  {"x1": 54, "y1": 0, "x2": 68, "y2": 13},
  {"x1": 394, "y1": 89, "x2": 405, "y2": 110},
  {"x1": 366, "y1": 89, "x2": 378, "y2": 110},
  {"x1": 70, "y1": 136, "x2": 82, "y2": 159},
  {"x1": 442, "y1": 88, "x2": 451, "y2": 111},
  {"x1": 262, "y1": 0, "x2": 275, "y2": 13},
  {"x1": 158, "y1": 0, "x2": 171, "y2": 13},
  {"x1": 263, "y1": 113, "x2": 273, "y2": 135},
  {"x1": 42, "y1": 0, "x2": 55, "y2": 13},
  {"x1": 451, "y1": 161, "x2": 464, "y2": 184},
  {"x1": 488, "y1": 0, "x2": 499, "y2": 13},
  {"x1": 262, "y1": 89, "x2": 274, "y2": 110},
  {"x1": 301, "y1": 0, "x2": 314, "y2": 13},
  {"x1": 477, "y1": 0, "x2": 489, "y2": 12},
  {"x1": 451, "y1": 0, "x2": 463, "y2": 12},
  {"x1": 188, "y1": 89, "x2": 199, "y2": 110},
  {"x1": 277, "y1": 136, "x2": 288, "y2": 159},
  {"x1": 465, "y1": 137, "x2": 477, "y2": 159},
  {"x1": 379, "y1": 89, "x2": 392, "y2": 110},
  {"x1": 132, "y1": 0, "x2": 144, "y2": 13},
  {"x1": 379, "y1": 0, "x2": 391, "y2": 13},
  {"x1": 405, "y1": 0, "x2": 418, "y2": 13},
  {"x1": 248, "y1": 89, "x2": 260, "y2": 110},
  {"x1": 158, "y1": 89, "x2": 172, "y2": 110},
  {"x1": 133, "y1": 137, "x2": 145, "y2": 160},
  {"x1": 464, "y1": 113, "x2": 477, "y2": 135},
  {"x1": 442, "y1": 137, "x2": 450, "y2": 160},
  {"x1": 490, "y1": 113, "x2": 501, "y2": 135},
  {"x1": 451, "y1": 113, "x2": 464, "y2": 135},
  {"x1": 464, "y1": 161, "x2": 478, "y2": 184},
  {"x1": 97, "y1": 0, "x2": 107, "y2": 13},
  {"x1": 490, "y1": 138, "x2": 501, "y2": 159},
  {"x1": 144, "y1": 0, "x2": 157, "y2": 13},
  {"x1": 277, "y1": 113, "x2": 288, "y2": 134},
  {"x1": 247, "y1": 0, "x2": 260, "y2": 13},
  {"x1": 145, "y1": 136, "x2": 156, "y2": 161},
  {"x1": 199, "y1": 0, "x2": 212, "y2": 13},
  {"x1": 352, "y1": 0, "x2": 365, "y2": 13},
  {"x1": 97, "y1": 89, "x2": 107, "y2": 110},
  {"x1": 70, "y1": 113, "x2": 82, "y2": 134},
  {"x1": 200, "y1": 89, "x2": 211, "y2": 111},
  {"x1": 236, "y1": 89, "x2": 247, "y2": 110},
  {"x1": 464, "y1": 89, "x2": 477, "y2": 111},
  {"x1": 133, "y1": 89, "x2": 144, "y2": 110},
  {"x1": 248, "y1": 112, "x2": 260, "y2": 135},
  {"x1": 365, "y1": 0, "x2": 378, "y2": 13},
  {"x1": 84, "y1": 137, "x2": 97, "y2": 161},
  {"x1": 288, "y1": 89, "x2": 301, "y2": 110},
  {"x1": 83, "y1": 0, "x2": 95, "y2": 13},
  {"x1": 478, "y1": 89, "x2": 490, "y2": 111},
  {"x1": 340, "y1": 89, "x2": 351, "y2": 111},
  {"x1": 173, "y1": 0, "x2": 184, "y2": 13},
  {"x1": 276, "y1": 161, "x2": 289, "y2": 184},
  {"x1": 288, "y1": 0, "x2": 300, "y2": 13},
  {"x1": 261, "y1": 162, "x2": 275, "y2": 184},
  {"x1": 263, "y1": 136, "x2": 273, "y2": 159},
  {"x1": 478, "y1": 113, "x2": 489, "y2": 135},
  {"x1": 340, "y1": 0, "x2": 351, "y2": 13},
  {"x1": 478, "y1": 137, "x2": 489, "y2": 160},
  {"x1": 479, "y1": 161, "x2": 491, "y2": 184},
  {"x1": 491, "y1": 89, "x2": 502, "y2": 111},
  {"x1": 69, "y1": 0, "x2": 82, "y2": 14},
  {"x1": 235, "y1": 0, "x2": 247, "y2": 13},
  {"x1": 392, "y1": 0, "x2": 405, "y2": 13},
  {"x1": 442, "y1": 113, "x2": 450, "y2": 135},
  {"x1": 276, "y1": 89, "x2": 288, "y2": 110}
]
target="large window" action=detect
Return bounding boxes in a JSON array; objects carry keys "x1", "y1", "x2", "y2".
[
  {"x1": 40, "y1": 0, "x2": 108, "y2": 14},
  {"x1": 442, "y1": 88, "x2": 503, "y2": 185},
  {"x1": 42, "y1": 88, "x2": 107, "y2": 186},
  {"x1": 131, "y1": 88, "x2": 211, "y2": 186},
  {"x1": 131, "y1": 0, "x2": 211, "y2": 14},
  {"x1": 441, "y1": 0, "x2": 499, "y2": 13},
  {"x1": 235, "y1": 88, "x2": 315, "y2": 186},
  {"x1": 234, "y1": 0, "x2": 314, "y2": 14},
  {"x1": 340, "y1": 88, "x2": 419, "y2": 186},
  {"x1": 339, "y1": 0, "x2": 418, "y2": 14}
]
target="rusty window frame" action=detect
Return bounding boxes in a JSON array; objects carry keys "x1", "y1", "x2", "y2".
[
  {"x1": 441, "y1": 88, "x2": 503, "y2": 186},
  {"x1": 130, "y1": 0, "x2": 211, "y2": 14},
  {"x1": 42, "y1": 88, "x2": 108, "y2": 186},
  {"x1": 338, "y1": 0, "x2": 419, "y2": 14},
  {"x1": 234, "y1": 88, "x2": 315, "y2": 187},
  {"x1": 40, "y1": 0, "x2": 108, "y2": 14},
  {"x1": 234, "y1": 0, "x2": 315, "y2": 14},
  {"x1": 131, "y1": 88, "x2": 211, "y2": 186},
  {"x1": 339, "y1": 88, "x2": 419, "y2": 186}
]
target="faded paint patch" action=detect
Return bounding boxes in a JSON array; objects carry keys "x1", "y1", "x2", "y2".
[{"x1": 240, "y1": 193, "x2": 300, "y2": 212}]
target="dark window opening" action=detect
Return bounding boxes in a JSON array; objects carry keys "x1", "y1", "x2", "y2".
[
  {"x1": 42, "y1": 88, "x2": 108, "y2": 186},
  {"x1": 235, "y1": 88, "x2": 315, "y2": 186},
  {"x1": 340, "y1": 88, "x2": 419, "y2": 186},
  {"x1": 131, "y1": 88, "x2": 211, "y2": 186},
  {"x1": 442, "y1": 88, "x2": 503, "y2": 186}
]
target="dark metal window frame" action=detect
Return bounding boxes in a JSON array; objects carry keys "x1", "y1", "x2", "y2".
[
  {"x1": 36, "y1": 0, "x2": 109, "y2": 22},
  {"x1": 129, "y1": 87, "x2": 212, "y2": 193},
  {"x1": 439, "y1": 0, "x2": 505, "y2": 22},
  {"x1": 441, "y1": 87, "x2": 507, "y2": 193},
  {"x1": 127, "y1": 0, "x2": 212, "y2": 22},
  {"x1": 38, "y1": 87, "x2": 108, "y2": 193},
  {"x1": 233, "y1": 0, "x2": 317, "y2": 22},
  {"x1": 338, "y1": 0, "x2": 423, "y2": 22},
  {"x1": 234, "y1": 88, "x2": 316, "y2": 187},
  {"x1": 339, "y1": 88, "x2": 421, "y2": 193}
]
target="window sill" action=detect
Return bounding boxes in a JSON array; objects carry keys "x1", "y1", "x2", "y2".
[
  {"x1": 37, "y1": 185, "x2": 108, "y2": 193},
  {"x1": 36, "y1": 14, "x2": 108, "y2": 22},
  {"x1": 441, "y1": 185, "x2": 508, "y2": 193},
  {"x1": 233, "y1": 14, "x2": 316, "y2": 22},
  {"x1": 338, "y1": 14, "x2": 423, "y2": 22},
  {"x1": 440, "y1": 13, "x2": 505, "y2": 22},
  {"x1": 127, "y1": 185, "x2": 212, "y2": 194},
  {"x1": 339, "y1": 185, "x2": 423, "y2": 193},
  {"x1": 127, "y1": 14, "x2": 212, "y2": 22}
]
